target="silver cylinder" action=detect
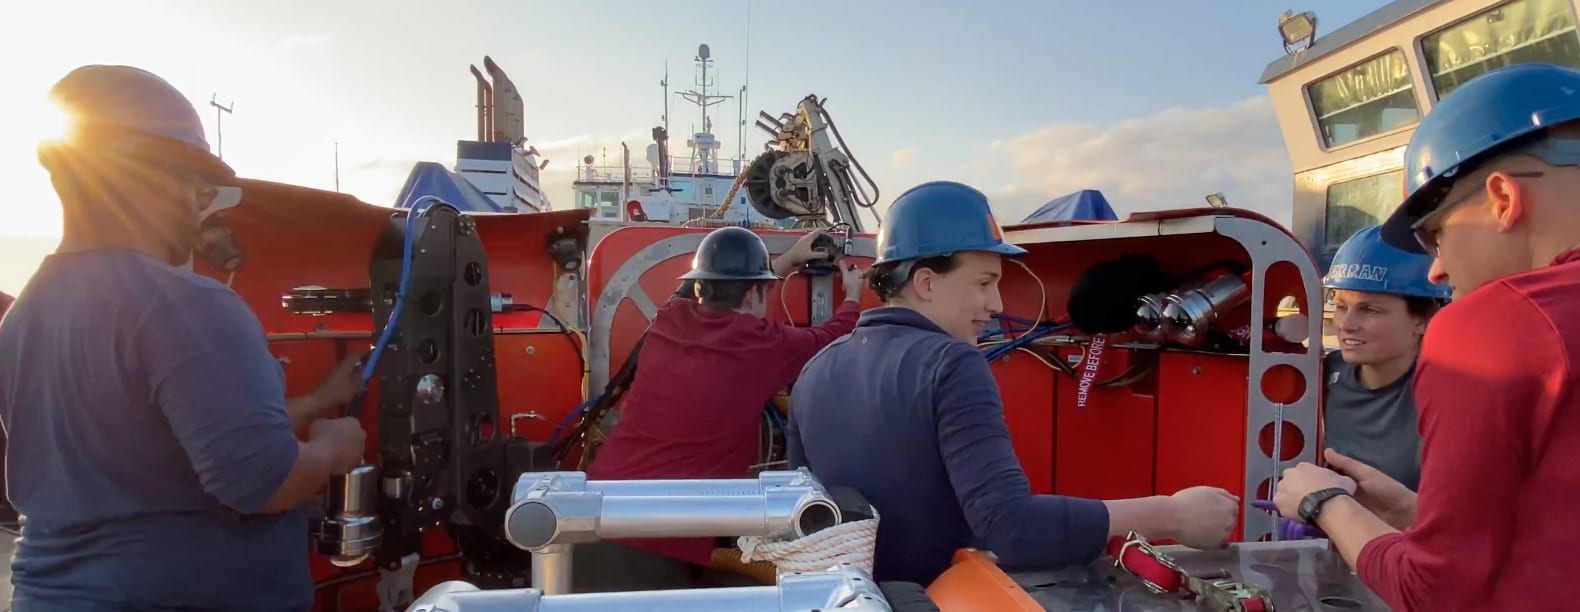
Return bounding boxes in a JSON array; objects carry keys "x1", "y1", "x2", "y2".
[
  {"x1": 505, "y1": 491, "x2": 839, "y2": 550},
  {"x1": 1163, "y1": 272, "x2": 1251, "y2": 346},
  {"x1": 1132, "y1": 292, "x2": 1169, "y2": 341},
  {"x1": 312, "y1": 464, "x2": 383, "y2": 567},
  {"x1": 531, "y1": 544, "x2": 575, "y2": 596},
  {"x1": 595, "y1": 493, "x2": 839, "y2": 539},
  {"x1": 585, "y1": 471, "x2": 809, "y2": 497},
  {"x1": 407, "y1": 564, "x2": 890, "y2": 612},
  {"x1": 330, "y1": 464, "x2": 378, "y2": 515}
]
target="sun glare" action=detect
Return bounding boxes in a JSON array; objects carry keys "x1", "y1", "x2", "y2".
[{"x1": 27, "y1": 96, "x2": 74, "y2": 148}]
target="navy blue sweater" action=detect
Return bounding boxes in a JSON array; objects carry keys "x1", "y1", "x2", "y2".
[{"x1": 787, "y1": 307, "x2": 1110, "y2": 585}]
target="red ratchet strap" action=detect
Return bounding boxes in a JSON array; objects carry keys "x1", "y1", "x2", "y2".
[{"x1": 1105, "y1": 532, "x2": 1275, "y2": 612}]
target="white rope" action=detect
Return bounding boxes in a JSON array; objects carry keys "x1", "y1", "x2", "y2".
[{"x1": 737, "y1": 518, "x2": 880, "y2": 575}]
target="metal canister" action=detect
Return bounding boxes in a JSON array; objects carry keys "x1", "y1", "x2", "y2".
[
  {"x1": 1161, "y1": 272, "x2": 1251, "y2": 346},
  {"x1": 311, "y1": 464, "x2": 383, "y2": 567}
]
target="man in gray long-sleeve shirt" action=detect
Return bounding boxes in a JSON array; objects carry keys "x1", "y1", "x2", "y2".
[
  {"x1": 788, "y1": 182, "x2": 1240, "y2": 585},
  {"x1": 1, "y1": 65, "x2": 367, "y2": 612}
]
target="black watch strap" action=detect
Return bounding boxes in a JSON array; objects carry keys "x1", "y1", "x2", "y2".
[{"x1": 1298, "y1": 487, "x2": 1352, "y2": 524}]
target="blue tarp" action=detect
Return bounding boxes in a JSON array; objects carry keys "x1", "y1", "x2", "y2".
[
  {"x1": 1019, "y1": 189, "x2": 1119, "y2": 224},
  {"x1": 394, "y1": 161, "x2": 509, "y2": 213}
]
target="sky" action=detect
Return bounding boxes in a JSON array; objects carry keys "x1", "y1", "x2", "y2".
[{"x1": 0, "y1": 0, "x2": 1390, "y2": 296}]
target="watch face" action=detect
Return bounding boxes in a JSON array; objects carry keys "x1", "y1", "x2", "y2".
[{"x1": 1299, "y1": 488, "x2": 1345, "y2": 523}]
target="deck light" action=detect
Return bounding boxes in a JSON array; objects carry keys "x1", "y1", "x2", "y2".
[
  {"x1": 1205, "y1": 192, "x2": 1229, "y2": 208},
  {"x1": 1279, "y1": 10, "x2": 1319, "y2": 55}
]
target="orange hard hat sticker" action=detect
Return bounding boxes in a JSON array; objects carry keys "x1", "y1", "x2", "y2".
[{"x1": 988, "y1": 214, "x2": 1004, "y2": 241}]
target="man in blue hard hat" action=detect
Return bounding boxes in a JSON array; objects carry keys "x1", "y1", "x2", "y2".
[
  {"x1": 1319, "y1": 225, "x2": 1450, "y2": 492},
  {"x1": 0, "y1": 65, "x2": 367, "y2": 611},
  {"x1": 1274, "y1": 63, "x2": 1580, "y2": 611},
  {"x1": 787, "y1": 181, "x2": 1240, "y2": 586}
]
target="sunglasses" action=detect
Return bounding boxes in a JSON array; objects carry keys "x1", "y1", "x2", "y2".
[
  {"x1": 1410, "y1": 171, "x2": 1544, "y2": 253},
  {"x1": 1409, "y1": 136, "x2": 1580, "y2": 253}
]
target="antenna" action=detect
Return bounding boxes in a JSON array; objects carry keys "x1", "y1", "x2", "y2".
[
  {"x1": 677, "y1": 43, "x2": 732, "y2": 138},
  {"x1": 661, "y1": 61, "x2": 670, "y2": 136},
  {"x1": 334, "y1": 142, "x2": 341, "y2": 192},
  {"x1": 738, "y1": 0, "x2": 752, "y2": 162},
  {"x1": 209, "y1": 94, "x2": 234, "y2": 160}
]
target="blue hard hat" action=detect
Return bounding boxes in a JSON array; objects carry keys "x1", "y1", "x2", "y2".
[
  {"x1": 1325, "y1": 226, "x2": 1450, "y2": 300},
  {"x1": 1381, "y1": 63, "x2": 1580, "y2": 253},
  {"x1": 873, "y1": 181, "x2": 1026, "y2": 265}
]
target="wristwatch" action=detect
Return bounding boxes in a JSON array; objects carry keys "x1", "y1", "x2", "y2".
[{"x1": 1297, "y1": 487, "x2": 1352, "y2": 525}]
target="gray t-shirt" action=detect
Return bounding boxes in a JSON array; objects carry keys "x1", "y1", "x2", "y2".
[
  {"x1": 1322, "y1": 349, "x2": 1423, "y2": 491},
  {"x1": 0, "y1": 250, "x2": 308, "y2": 611}
]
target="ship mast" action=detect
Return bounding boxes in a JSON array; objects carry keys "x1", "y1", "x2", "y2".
[{"x1": 676, "y1": 43, "x2": 732, "y2": 175}]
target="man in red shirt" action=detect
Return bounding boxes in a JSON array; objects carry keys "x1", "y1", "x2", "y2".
[
  {"x1": 577, "y1": 225, "x2": 863, "y2": 590},
  {"x1": 1273, "y1": 63, "x2": 1580, "y2": 611}
]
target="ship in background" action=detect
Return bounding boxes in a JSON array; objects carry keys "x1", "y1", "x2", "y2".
[
  {"x1": 570, "y1": 44, "x2": 797, "y2": 229},
  {"x1": 394, "y1": 56, "x2": 553, "y2": 215},
  {"x1": 416, "y1": 45, "x2": 879, "y2": 233}
]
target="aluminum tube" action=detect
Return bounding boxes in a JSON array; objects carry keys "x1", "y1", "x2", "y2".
[
  {"x1": 585, "y1": 471, "x2": 807, "y2": 497},
  {"x1": 536, "y1": 588, "x2": 781, "y2": 612},
  {"x1": 595, "y1": 494, "x2": 838, "y2": 539},
  {"x1": 408, "y1": 565, "x2": 891, "y2": 612},
  {"x1": 531, "y1": 545, "x2": 574, "y2": 596}
]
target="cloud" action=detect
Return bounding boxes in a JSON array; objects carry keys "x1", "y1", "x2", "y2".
[
  {"x1": 985, "y1": 96, "x2": 1294, "y2": 227},
  {"x1": 891, "y1": 147, "x2": 917, "y2": 169}
]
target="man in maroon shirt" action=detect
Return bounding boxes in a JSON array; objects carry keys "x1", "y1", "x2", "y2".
[
  {"x1": 1273, "y1": 63, "x2": 1580, "y2": 611},
  {"x1": 578, "y1": 225, "x2": 863, "y2": 590}
]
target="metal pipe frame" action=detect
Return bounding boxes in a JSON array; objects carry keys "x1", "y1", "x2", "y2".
[
  {"x1": 501, "y1": 469, "x2": 842, "y2": 594},
  {"x1": 407, "y1": 562, "x2": 892, "y2": 612}
]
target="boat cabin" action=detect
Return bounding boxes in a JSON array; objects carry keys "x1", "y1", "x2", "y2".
[{"x1": 1263, "y1": 0, "x2": 1580, "y2": 271}]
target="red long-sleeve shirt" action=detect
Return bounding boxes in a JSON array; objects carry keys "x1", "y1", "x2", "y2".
[
  {"x1": 1356, "y1": 248, "x2": 1580, "y2": 611},
  {"x1": 587, "y1": 293, "x2": 860, "y2": 566}
]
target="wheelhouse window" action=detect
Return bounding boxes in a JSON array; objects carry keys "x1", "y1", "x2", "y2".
[
  {"x1": 1307, "y1": 50, "x2": 1420, "y2": 148},
  {"x1": 1421, "y1": 0, "x2": 1580, "y2": 98},
  {"x1": 597, "y1": 190, "x2": 620, "y2": 218},
  {"x1": 576, "y1": 191, "x2": 596, "y2": 210},
  {"x1": 1324, "y1": 170, "x2": 1405, "y2": 249}
]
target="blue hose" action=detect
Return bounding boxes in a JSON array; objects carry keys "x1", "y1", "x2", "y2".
[
  {"x1": 549, "y1": 399, "x2": 597, "y2": 447},
  {"x1": 359, "y1": 197, "x2": 442, "y2": 384},
  {"x1": 982, "y1": 322, "x2": 1072, "y2": 362}
]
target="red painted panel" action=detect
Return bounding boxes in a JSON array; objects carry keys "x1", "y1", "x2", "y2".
[
  {"x1": 494, "y1": 333, "x2": 588, "y2": 443},
  {"x1": 989, "y1": 353, "x2": 1057, "y2": 494},
  {"x1": 1052, "y1": 345, "x2": 1157, "y2": 501},
  {"x1": 1155, "y1": 351, "x2": 1250, "y2": 539}
]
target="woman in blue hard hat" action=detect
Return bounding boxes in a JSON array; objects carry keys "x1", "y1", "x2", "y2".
[
  {"x1": 1320, "y1": 225, "x2": 1449, "y2": 492},
  {"x1": 784, "y1": 181, "x2": 1240, "y2": 587},
  {"x1": 1273, "y1": 62, "x2": 1580, "y2": 611}
]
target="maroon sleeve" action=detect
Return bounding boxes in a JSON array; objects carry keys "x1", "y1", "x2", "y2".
[
  {"x1": 767, "y1": 300, "x2": 861, "y2": 386},
  {"x1": 1356, "y1": 281, "x2": 1561, "y2": 611}
]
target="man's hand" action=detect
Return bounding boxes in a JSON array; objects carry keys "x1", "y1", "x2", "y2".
[
  {"x1": 1324, "y1": 448, "x2": 1417, "y2": 530},
  {"x1": 839, "y1": 259, "x2": 864, "y2": 301},
  {"x1": 309, "y1": 416, "x2": 367, "y2": 474},
  {"x1": 1272, "y1": 461, "x2": 1358, "y2": 522},
  {"x1": 315, "y1": 353, "x2": 365, "y2": 408},
  {"x1": 776, "y1": 229, "x2": 832, "y2": 274},
  {"x1": 1165, "y1": 486, "x2": 1240, "y2": 549},
  {"x1": 288, "y1": 353, "x2": 366, "y2": 430}
]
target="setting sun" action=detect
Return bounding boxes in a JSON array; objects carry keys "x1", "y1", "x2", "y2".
[{"x1": 16, "y1": 93, "x2": 72, "y2": 151}]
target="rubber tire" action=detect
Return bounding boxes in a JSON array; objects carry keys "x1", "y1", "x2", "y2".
[{"x1": 879, "y1": 581, "x2": 941, "y2": 612}]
